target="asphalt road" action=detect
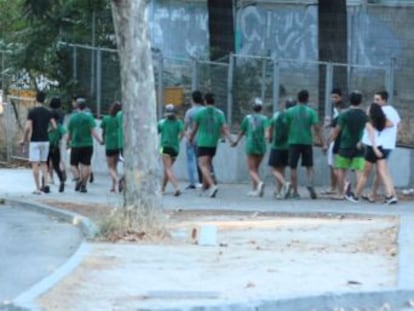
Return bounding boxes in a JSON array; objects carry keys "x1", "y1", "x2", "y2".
[{"x1": 0, "y1": 205, "x2": 82, "y2": 303}]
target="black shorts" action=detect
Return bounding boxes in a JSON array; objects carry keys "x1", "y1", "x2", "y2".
[
  {"x1": 162, "y1": 146, "x2": 178, "y2": 158},
  {"x1": 365, "y1": 146, "x2": 386, "y2": 163},
  {"x1": 106, "y1": 149, "x2": 120, "y2": 157},
  {"x1": 70, "y1": 146, "x2": 93, "y2": 166},
  {"x1": 197, "y1": 146, "x2": 217, "y2": 158},
  {"x1": 268, "y1": 149, "x2": 289, "y2": 168},
  {"x1": 288, "y1": 144, "x2": 313, "y2": 168}
]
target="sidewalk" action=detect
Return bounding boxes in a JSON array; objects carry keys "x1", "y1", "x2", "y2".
[{"x1": 1, "y1": 168, "x2": 414, "y2": 311}]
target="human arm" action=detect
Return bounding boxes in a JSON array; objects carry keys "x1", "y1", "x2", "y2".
[
  {"x1": 20, "y1": 120, "x2": 32, "y2": 145},
  {"x1": 221, "y1": 124, "x2": 235, "y2": 146},
  {"x1": 366, "y1": 122, "x2": 383, "y2": 158},
  {"x1": 313, "y1": 124, "x2": 327, "y2": 153}
]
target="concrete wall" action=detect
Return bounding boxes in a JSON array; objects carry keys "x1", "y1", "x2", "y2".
[{"x1": 85, "y1": 134, "x2": 413, "y2": 188}]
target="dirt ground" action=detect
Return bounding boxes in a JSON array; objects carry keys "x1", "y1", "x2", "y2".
[{"x1": 37, "y1": 204, "x2": 399, "y2": 311}]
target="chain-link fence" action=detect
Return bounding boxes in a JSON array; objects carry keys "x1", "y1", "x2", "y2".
[{"x1": 0, "y1": 95, "x2": 36, "y2": 162}]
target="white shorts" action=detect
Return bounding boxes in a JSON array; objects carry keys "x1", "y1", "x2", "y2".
[
  {"x1": 327, "y1": 142, "x2": 334, "y2": 166},
  {"x1": 29, "y1": 142, "x2": 50, "y2": 162}
]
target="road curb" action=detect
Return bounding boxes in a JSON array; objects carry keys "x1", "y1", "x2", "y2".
[{"x1": 6, "y1": 198, "x2": 99, "y2": 239}]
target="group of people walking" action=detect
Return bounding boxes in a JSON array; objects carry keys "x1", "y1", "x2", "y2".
[
  {"x1": 21, "y1": 92, "x2": 123, "y2": 194},
  {"x1": 160, "y1": 88, "x2": 400, "y2": 205},
  {"x1": 21, "y1": 87, "x2": 401, "y2": 205}
]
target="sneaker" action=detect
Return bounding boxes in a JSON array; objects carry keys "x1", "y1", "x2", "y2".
[
  {"x1": 59, "y1": 183, "x2": 65, "y2": 193},
  {"x1": 75, "y1": 179, "x2": 82, "y2": 192},
  {"x1": 345, "y1": 182, "x2": 352, "y2": 197},
  {"x1": 273, "y1": 191, "x2": 282, "y2": 200},
  {"x1": 402, "y1": 188, "x2": 414, "y2": 195},
  {"x1": 247, "y1": 190, "x2": 259, "y2": 197},
  {"x1": 385, "y1": 196, "x2": 398, "y2": 205},
  {"x1": 80, "y1": 185, "x2": 87, "y2": 193},
  {"x1": 257, "y1": 182, "x2": 265, "y2": 197},
  {"x1": 345, "y1": 193, "x2": 359, "y2": 204},
  {"x1": 290, "y1": 192, "x2": 301, "y2": 199},
  {"x1": 186, "y1": 184, "x2": 196, "y2": 190},
  {"x1": 209, "y1": 185, "x2": 219, "y2": 198},
  {"x1": 282, "y1": 182, "x2": 291, "y2": 199},
  {"x1": 89, "y1": 172, "x2": 94, "y2": 183},
  {"x1": 307, "y1": 186, "x2": 317, "y2": 199},
  {"x1": 174, "y1": 189, "x2": 181, "y2": 197},
  {"x1": 42, "y1": 185, "x2": 50, "y2": 194}
]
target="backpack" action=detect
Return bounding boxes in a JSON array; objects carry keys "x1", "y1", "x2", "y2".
[{"x1": 274, "y1": 112, "x2": 289, "y2": 144}]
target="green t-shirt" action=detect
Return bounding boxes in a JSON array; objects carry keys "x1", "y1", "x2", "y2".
[
  {"x1": 157, "y1": 117, "x2": 184, "y2": 154},
  {"x1": 48, "y1": 124, "x2": 66, "y2": 147},
  {"x1": 68, "y1": 112, "x2": 96, "y2": 148},
  {"x1": 337, "y1": 108, "x2": 368, "y2": 149},
  {"x1": 101, "y1": 115, "x2": 120, "y2": 151},
  {"x1": 285, "y1": 104, "x2": 319, "y2": 145},
  {"x1": 270, "y1": 111, "x2": 289, "y2": 150},
  {"x1": 194, "y1": 106, "x2": 226, "y2": 148},
  {"x1": 240, "y1": 113, "x2": 268, "y2": 155},
  {"x1": 116, "y1": 111, "x2": 123, "y2": 149}
]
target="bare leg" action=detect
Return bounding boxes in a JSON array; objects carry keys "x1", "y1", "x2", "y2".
[
  {"x1": 199, "y1": 156, "x2": 214, "y2": 189},
  {"x1": 247, "y1": 155, "x2": 262, "y2": 190},
  {"x1": 32, "y1": 162, "x2": 41, "y2": 192},
  {"x1": 163, "y1": 155, "x2": 179, "y2": 192},
  {"x1": 290, "y1": 168, "x2": 298, "y2": 194},
  {"x1": 355, "y1": 162, "x2": 373, "y2": 198}
]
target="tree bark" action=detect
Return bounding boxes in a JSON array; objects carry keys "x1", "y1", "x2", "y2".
[
  {"x1": 318, "y1": 0, "x2": 348, "y2": 118},
  {"x1": 111, "y1": 0, "x2": 162, "y2": 229},
  {"x1": 207, "y1": 0, "x2": 235, "y2": 61}
]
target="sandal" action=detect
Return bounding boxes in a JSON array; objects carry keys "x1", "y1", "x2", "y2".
[{"x1": 361, "y1": 194, "x2": 375, "y2": 203}]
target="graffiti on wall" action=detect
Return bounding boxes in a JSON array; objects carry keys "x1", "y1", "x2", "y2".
[
  {"x1": 349, "y1": 10, "x2": 401, "y2": 67},
  {"x1": 149, "y1": 3, "x2": 209, "y2": 58},
  {"x1": 237, "y1": 6, "x2": 318, "y2": 62}
]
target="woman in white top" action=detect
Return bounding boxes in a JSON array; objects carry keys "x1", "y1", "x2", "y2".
[{"x1": 346, "y1": 103, "x2": 397, "y2": 205}]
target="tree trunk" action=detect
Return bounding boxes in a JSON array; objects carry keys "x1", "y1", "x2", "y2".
[
  {"x1": 207, "y1": 0, "x2": 235, "y2": 61},
  {"x1": 111, "y1": 0, "x2": 162, "y2": 230},
  {"x1": 318, "y1": 0, "x2": 348, "y2": 118}
]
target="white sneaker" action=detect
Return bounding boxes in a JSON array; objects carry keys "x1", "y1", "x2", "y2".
[
  {"x1": 257, "y1": 182, "x2": 265, "y2": 197},
  {"x1": 209, "y1": 185, "x2": 219, "y2": 198},
  {"x1": 281, "y1": 182, "x2": 291, "y2": 199},
  {"x1": 247, "y1": 190, "x2": 259, "y2": 197}
]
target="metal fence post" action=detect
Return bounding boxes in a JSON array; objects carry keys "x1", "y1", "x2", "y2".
[
  {"x1": 5, "y1": 102, "x2": 12, "y2": 162},
  {"x1": 272, "y1": 56, "x2": 280, "y2": 113},
  {"x1": 324, "y1": 62, "x2": 334, "y2": 118},
  {"x1": 191, "y1": 59, "x2": 199, "y2": 91},
  {"x1": 73, "y1": 46, "x2": 78, "y2": 81},
  {"x1": 386, "y1": 57, "x2": 396, "y2": 105},
  {"x1": 227, "y1": 53, "x2": 234, "y2": 128},
  {"x1": 96, "y1": 47, "x2": 102, "y2": 117},
  {"x1": 260, "y1": 58, "x2": 267, "y2": 103},
  {"x1": 157, "y1": 52, "x2": 164, "y2": 120}
]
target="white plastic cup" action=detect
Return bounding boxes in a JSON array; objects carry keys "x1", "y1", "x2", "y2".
[{"x1": 197, "y1": 225, "x2": 218, "y2": 246}]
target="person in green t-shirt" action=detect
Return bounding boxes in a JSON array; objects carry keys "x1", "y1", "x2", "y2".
[
  {"x1": 67, "y1": 98, "x2": 102, "y2": 193},
  {"x1": 158, "y1": 104, "x2": 184, "y2": 196},
  {"x1": 232, "y1": 98, "x2": 268, "y2": 197},
  {"x1": 189, "y1": 93, "x2": 234, "y2": 198},
  {"x1": 101, "y1": 101, "x2": 122, "y2": 192},
  {"x1": 328, "y1": 91, "x2": 368, "y2": 200},
  {"x1": 285, "y1": 90, "x2": 326, "y2": 199},
  {"x1": 267, "y1": 98, "x2": 296, "y2": 199}
]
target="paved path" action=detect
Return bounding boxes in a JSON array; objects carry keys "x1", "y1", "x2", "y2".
[
  {"x1": 0, "y1": 168, "x2": 413, "y2": 311},
  {"x1": 0, "y1": 205, "x2": 82, "y2": 303}
]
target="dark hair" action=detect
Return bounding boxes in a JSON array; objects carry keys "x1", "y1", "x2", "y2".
[
  {"x1": 109, "y1": 101, "x2": 122, "y2": 116},
  {"x1": 204, "y1": 93, "x2": 215, "y2": 105},
  {"x1": 36, "y1": 91, "x2": 46, "y2": 103},
  {"x1": 375, "y1": 90, "x2": 388, "y2": 102},
  {"x1": 253, "y1": 105, "x2": 262, "y2": 112},
  {"x1": 49, "y1": 97, "x2": 61, "y2": 109},
  {"x1": 297, "y1": 90, "x2": 309, "y2": 103},
  {"x1": 349, "y1": 91, "x2": 362, "y2": 106},
  {"x1": 192, "y1": 90, "x2": 203, "y2": 104},
  {"x1": 285, "y1": 98, "x2": 296, "y2": 109},
  {"x1": 331, "y1": 88, "x2": 342, "y2": 96},
  {"x1": 369, "y1": 103, "x2": 386, "y2": 132}
]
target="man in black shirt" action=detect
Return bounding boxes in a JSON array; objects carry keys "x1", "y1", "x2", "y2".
[{"x1": 20, "y1": 91, "x2": 56, "y2": 194}]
